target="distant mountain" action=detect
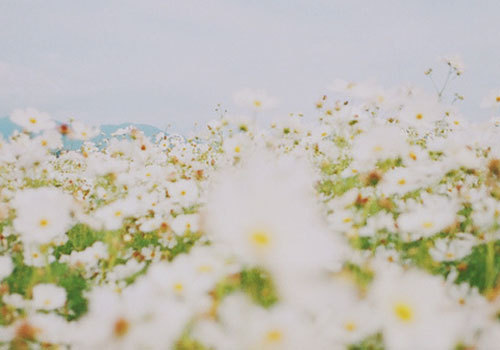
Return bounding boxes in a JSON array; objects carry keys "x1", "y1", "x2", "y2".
[
  {"x1": 0, "y1": 117, "x2": 21, "y2": 138},
  {"x1": 0, "y1": 116, "x2": 165, "y2": 149}
]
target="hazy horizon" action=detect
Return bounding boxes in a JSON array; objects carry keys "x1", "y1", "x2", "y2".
[{"x1": 1, "y1": 0, "x2": 499, "y2": 133}]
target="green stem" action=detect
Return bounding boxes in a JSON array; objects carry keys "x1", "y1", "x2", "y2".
[{"x1": 485, "y1": 240, "x2": 495, "y2": 292}]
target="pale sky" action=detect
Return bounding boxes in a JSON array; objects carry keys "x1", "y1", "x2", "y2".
[{"x1": 1, "y1": 0, "x2": 499, "y2": 133}]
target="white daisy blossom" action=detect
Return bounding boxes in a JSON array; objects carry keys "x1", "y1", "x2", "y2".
[
  {"x1": 370, "y1": 268, "x2": 460, "y2": 350},
  {"x1": 441, "y1": 55, "x2": 465, "y2": 75},
  {"x1": 398, "y1": 93, "x2": 445, "y2": 130},
  {"x1": 429, "y1": 234, "x2": 477, "y2": 262},
  {"x1": 0, "y1": 256, "x2": 14, "y2": 280},
  {"x1": 12, "y1": 187, "x2": 74, "y2": 245},
  {"x1": 351, "y1": 125, "x2": 408, "y2": 171},
  {"x1": 69, "y1": 121, "x2": 100, "y2": 140},
  {"x1": 170, "y1": 214, "x2": 200, "y2": 235},
  {"x1": 233, "y1": 88, "x2": 278, "y2": 110},
  {"x1": 10, "y1": 108, "x2": 56, "y2": 133},
  {"x1": 397, "y1": 194, "x2": 458, "y2": 240},
  {"x1": 168, "y1": 180, "x2": 199, "y2": 207},
  {"x1": 93, "y1": 197, "x2": 139, "y2": 231},
  {"x1": 480, "y1": 89, "x2": 500, "y2": 109},
  {"x1": 203, "y1": 150, "x2": 344, "y2": 284},
  {"x1": 32, "y1": 283, "x2": 67, "y2": 310}
]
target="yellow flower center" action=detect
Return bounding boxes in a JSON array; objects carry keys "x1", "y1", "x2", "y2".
[
  {"x1": 409, "y1": 152, "x2": 417, "y2": 160},
  {"x1": 113, "y1": 318, "x2": 130, "y2": 338},
  {"x1": 496, "y1": 96, "x2": 500, "y2": 103},
  {"x1": 394, "y1": 302, "x2": 414, "y2": 322},
  {"x1": 234, "y1": 146, "x2": 241, "y2": 153},
  {"x1": 373, "y1": 145, "x2": 383, "y2": 152},
  {"x1": 250, "y1": 230, "x2": 271, "y2": 248},
  {"x1": 180, "y1": 190, "x2": 186, "y2": 196},
  {"x1": 253, "y1": 100, "x2": 262, "y2": 107},
  {"x1": 197, "y1": 265, "x2": 213, "y2": 273},
  {"x1": 398, "y1": 178, "x2": 406, "y2": 185},
  {"x1": 41, "y1": 140, "x2": 48, "y2": 146},
  {"x1": 114, "y1": 210, "x2": 122, "y2": 217},
  {"x1": 344, "y1": 321, "x2": 357, "y2": 332},
  {"x1": 39, "y1": 219, "x2": 49, "y2": 227},
  {"x1": 422, "y1": 221, "x2": 434, "y2": 229},
  {"x1": 416, "y1": 113, "x2": 423, "y2": 120},
  {"x1": 266, "y1": 329, "x2": 283, "y2": 343},
  {"x1": 29, "y1": 117, "x2": 37, "y2": 124},
  {"x1": 173, "y1": 283, "x2": 184, "y2": 293},
  {"x1": 343, "y1": 217, "x2": 352, "y2": 223}
]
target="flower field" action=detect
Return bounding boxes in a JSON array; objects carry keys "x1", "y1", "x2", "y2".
[{"x1": 1, "y1": 81, "x2": 500, "y2": 349}]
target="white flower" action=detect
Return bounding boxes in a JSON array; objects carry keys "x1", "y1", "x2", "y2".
[
  {"x1": 32, "y1": 283, "x2": 67, "y2": 310},
  {"x1": 441, "y1": 55, "x2": 465, "y2": 75},
  {"x1": 316, "y1": 284, "x2": 380, "y2": 347},
  {"x1": 0, "y1": 256, "x2": 13, "y2": 280},
  {"x1": 429, "y1": 234, "x2": 477, "y2": 262},
  {"x1": 351, "y1": 125, "x2": 408, "y2": 171},
  {"x1": 233, "y1": 88, "x2": 278, "y2": 110},
  {"x1": 203, "y1": 150, "x2": 342, "y2": 281},
  {"x1": 34, "y1": 129, "x2": 63, "y2": 149},
  {"x1": 2, "y1": 293, "x2": 26, "y2": 309},
  {"x1": 12, "y1": 187, "x2": 74, "y2": 245},
  {"x1": 167, "y1": 180, "x2": 199, "y2": 207},
  {"x1": 397, "y1": 194, "x2": 458, "y2": 240},
  {"x1": 10, "y1": 108, "x2": 56, "y2": 133},
  {"x1": 171, "y1": 214, "x2": 200, "y2": 235},
  {"x1": 59, "y1": 241, "x2": 108, "y2": 271},
  {"x1": 222, "y1": 133, "x2": 251, "y2": 158},
  {"x1": 358, "y1": 211, "x2": 395, "y2": 237},
  {"x1": 107, "y1": 259, "x2": 145, "y2": 282},
  {"x1": 194, "y1": 294, "x2": 320, "y2": 350},
  {"x1": 29, "y1": 313, "x2": 73, "y2": 344},
  {"x1": 23, "y1": 244, "x2": 49, "y2": 267},
  {"x1": 480, "y1": 89, "x2": 500, "y2": 109},
  {"x1": 369, "y1": 268, "x2": 460, "y2": 350},
  {"x1": 328, "y1": 79, "x2": 388, "y2": 105},
  {"x1": 69, "y1": 121, "x2": 100, "y2": 140},
  {"x1": 93, "y1": 197, "x2": 138, "y2": 230},
  {"x1": 398, "y1": 93, "x2": 445, "y2": 130}
]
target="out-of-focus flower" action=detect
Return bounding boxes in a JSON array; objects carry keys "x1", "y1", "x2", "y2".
[
  {"x1": 480, "y1": 89, "x2": 500, "y2": 109},
  {"x1": 69, "y1": 121, "x2": 100, "y2": 140},
  {"x1": 369, "y1": 268, "x2": 460, "y2": 350},
  {"x1": 10, "y1": 108, "x2": 56, "y2": 133},
  {"x1": 203, "y1": 150, "x2": 343, "y2": 280},
  {"x1": 12, "y1": 187, "x2": 74, "y2": 245},
  {"x1": 0, "y1": 256, "x2": 13, "y2": 280},
  {"x1": 233, "y1": 88, "x2": 278, "y2": 110},
  {"x1": 32, "y1": 283, "x2": 67, "y2": 310},
  {"x1": 397, "y1": 194, "x2": 458, "y2": 240},
  {"x1": 441, "y1": 55, "x2": 465, "y2": 75},
  {"x1": 398, "y1": 93, "x2": 445, "y2": 130},
  {"x1": 351, "y1": 125, "x2": 408, "y2": 171}
]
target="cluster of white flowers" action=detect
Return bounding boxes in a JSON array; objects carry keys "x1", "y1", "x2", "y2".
[{"x1": 0, "y1": 82, "x2": 500, "y2": 349}]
